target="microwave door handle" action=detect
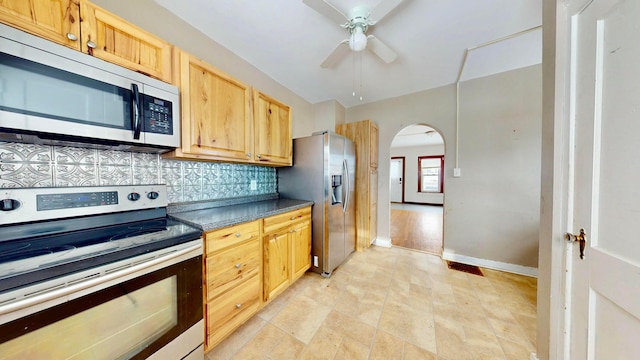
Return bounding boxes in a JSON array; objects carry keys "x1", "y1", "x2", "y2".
[{"x1": 131, "y1": 83, "x2": 142, "y2": 140}]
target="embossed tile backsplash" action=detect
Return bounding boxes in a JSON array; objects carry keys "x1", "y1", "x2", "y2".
[{"x1": 0, "y1": 142, "x2": 277, "y2": 203}]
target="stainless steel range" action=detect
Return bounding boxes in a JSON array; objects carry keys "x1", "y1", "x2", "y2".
[{"x1": 0, "y1": 185, "x2": 204, "y2": 360}]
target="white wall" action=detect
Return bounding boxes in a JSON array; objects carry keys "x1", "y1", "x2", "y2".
[
  {"x1": 347, "y1": 64, "x2": 542, "y2": 270},
  {"x1": 309, "y1": 100, "x2": 345, "y2": 137},
  {"x1": 390, "y1": 144, "x2": 445, "y2": 204}
]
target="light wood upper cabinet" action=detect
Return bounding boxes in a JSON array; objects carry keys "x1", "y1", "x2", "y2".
[
  {"x1": 165, "y1": 51, "x2": 253, "y2": 162},
  {"x1": 165, "y1": 50, "x2": 293, "y2": 166},
  {"x1": 0, "y1": 0, "x2": 173, "y2": 83},
  {"x1": 0, "y1": 0, "x2": 81, "y2": 50},
  {"x1": 253, "y1": 90, "x2": 292, "y2": 166},
  {"x1": 79, "y1": 1, "x2": 172, "y2": 83}
]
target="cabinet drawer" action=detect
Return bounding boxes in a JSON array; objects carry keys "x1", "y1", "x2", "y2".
[
  {"x1": 205, "y1": 221, "x2": 260, "y2": 254},
  {"x1": 206, "y1": 275, "x2": 260, "y2": 348},
  {"x1": 206, "y1": 238, "x2": 260, "y2": 301},
  {"x1": 263, "y1": 207, "x2": 311, "y2": 234}
]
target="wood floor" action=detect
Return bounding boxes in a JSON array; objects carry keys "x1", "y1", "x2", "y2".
[{"x1": 390, "y1": 204, "x2": 443, "y2": 254}]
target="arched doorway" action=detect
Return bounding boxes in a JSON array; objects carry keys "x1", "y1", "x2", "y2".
[{"x1": 389, "y1": 124, "x2": 445, "y2": 255}]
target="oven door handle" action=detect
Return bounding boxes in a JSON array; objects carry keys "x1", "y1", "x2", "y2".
[{"x1": 0, "y1": 241, "x2": 202, "y2": 317}]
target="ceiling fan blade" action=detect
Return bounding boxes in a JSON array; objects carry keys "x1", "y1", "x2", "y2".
[
  {"x1": 303, "y1": 0, "x2": 347, "y2": 25},
  {"x1": 367, "y1": 36, "x2": 397, "y2": 64},
  {"x1": 370, "y1": 0, "x2": 403, "y2": 22},
  {"x1": 320, "y1": 40, "x2": 350, "y2": 68}
]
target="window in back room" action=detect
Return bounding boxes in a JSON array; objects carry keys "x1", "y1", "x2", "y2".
[{"x1": 418, "y1": 155, "x2": 444, "y2": 193}]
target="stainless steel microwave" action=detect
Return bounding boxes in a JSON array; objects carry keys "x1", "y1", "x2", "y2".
[{"x1": 0, "y1": 23, "x2": 180, "y2": 153}]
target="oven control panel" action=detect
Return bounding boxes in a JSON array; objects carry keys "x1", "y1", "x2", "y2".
[
  {"x1": 37, "y1": 191, "x2": 119, "y2": 211},
  {"x1": 0, "y1": 185, "x2": 168, "y2": 226}
]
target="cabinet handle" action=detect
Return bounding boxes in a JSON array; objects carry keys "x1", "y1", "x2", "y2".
[
  {"x1": 236, "y1": 303, "x2": 242, "y2": 309},
  {"x1": 235, "y1": 263, "x2": 241, "y2": 269},
  {"x1": 66, "y1": 33, "x2": 78, "y2": 41},
  {"x1": 87, "y1": 41, "x2": 97, "y2": 49},
  {"x1": 235, "y1": 233, "x2": 241, "y2": 237}
]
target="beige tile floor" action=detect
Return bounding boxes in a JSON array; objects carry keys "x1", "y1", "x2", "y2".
[{"x1": 206, "y1": 246, "x2": 537, "y2": 360}]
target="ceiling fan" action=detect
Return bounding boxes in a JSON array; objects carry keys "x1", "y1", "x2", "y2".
[{"x1": 303, "y1": 0, "x2": 403, "y2": 68}]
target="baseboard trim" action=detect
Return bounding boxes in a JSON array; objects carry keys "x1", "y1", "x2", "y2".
[
  {"x1": 373, "y1": 237, "x2": 392, "y2": 248},
  {"x1": 442, "y1": 251, "x2": 538, "y2": 277}
]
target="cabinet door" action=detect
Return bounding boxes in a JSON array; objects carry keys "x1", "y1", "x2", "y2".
[
  {"x1": 0, "y1": 0, "x2": 81, "y2": 50},
  {"x1": 177, "y1": 52, "x2": 253, "y2": 162},
  {"x1": 291, "y1": 220, "x2": 311, "y2": 281},
  {"x1": 79, "y1": 1, "x2": 172, "y2": 82},
  {"x1": 370, "y1": 122, "x2": 379, "y2": 168},
  {"x1": 369, "y1": 169, "x2": 378, "y2": 245},
  {"x1": 253, "y1": 90, "x2": 292, "y2": 166},
  {"x1": 263, "y1": 230, "x2": 290, "y2": 302}
]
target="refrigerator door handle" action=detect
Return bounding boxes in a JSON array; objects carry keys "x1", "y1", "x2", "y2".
[{"x1": 343, "y1": 159, "x2": 349, "y2": 213}]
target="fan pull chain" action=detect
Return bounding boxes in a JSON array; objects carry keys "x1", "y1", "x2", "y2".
[
  {"x1": 352, "y1": 52, "x2": 364, "y2": 101},
  {"x1": 352, "y1": 50, "x2": 356, "y2": 97},
  {"x1": 359, "y1": 52, "x2": 363, "y2": 101}
]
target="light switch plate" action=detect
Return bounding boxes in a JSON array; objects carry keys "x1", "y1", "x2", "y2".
[
  {"x1": 453, "y1": 168, "x2": 461, "y2": 177},
  {"x1": 250, "y1": 179, "x2": 257, "y2": 190}
]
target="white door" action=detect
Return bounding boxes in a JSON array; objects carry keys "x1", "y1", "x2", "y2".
[
  {"x1": 389, "y1": 158, "x2": 403, "y2": 203},
  {"x1": 564, "y1": 0, "x2": 640, "y2": 358}
]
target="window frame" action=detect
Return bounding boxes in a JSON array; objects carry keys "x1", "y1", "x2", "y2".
[{"x1": 417, "y1": 155, "x2": 444, "y2": 193}]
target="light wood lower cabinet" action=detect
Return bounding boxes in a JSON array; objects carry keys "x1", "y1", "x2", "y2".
[
  {"x1": 262, "y1": 207, "x2": 311, "y2": 303},
  {"x1": 203, "y1": 206, "x2": 312, "y2": 352},
  {"x1": 204, "y1": 220, "x2": 261, "y2": 350}
]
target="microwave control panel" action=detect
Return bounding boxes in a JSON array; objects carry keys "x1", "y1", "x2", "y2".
[{"x1": 142, "y1": 94, "x2": 173, "y2": 135}]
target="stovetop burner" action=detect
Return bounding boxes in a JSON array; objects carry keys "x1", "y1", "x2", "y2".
[
  {"x1": 0, "y1": 245, "x2": 75, "y2": 263},
  {"x1": 0, "y1": 214, "x2": 201, "y2": 294},
  {"x1": 0, "y1": 185, "x2": 203, "y2": 295}
]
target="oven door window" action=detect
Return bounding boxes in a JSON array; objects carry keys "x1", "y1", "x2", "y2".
[
  {"x1": 0, "y1": 256, "x2": 202, "y2": 360},
  {"x1": 1, "y1": 277, "x2": 176, "y2": 359}
]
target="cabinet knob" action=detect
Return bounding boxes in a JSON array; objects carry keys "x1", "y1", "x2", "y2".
[
  {"x1": 235, "y1": 263, "x2": 241, "y2": 269},
  {"x1": 236, "y1": 303, "x2": 242, "y2": 309},
  {"x1": 257, "y1": 154, "x2": 261, "y2": 159},
  {"x1": 87, "y1": 41, "x2": 97, "y2": 49},
  {"x1": 235, "y1": 233, "x2": 241, "y2": 237},
  {"x1": 66, "y1": 33, "x2": 78, "y2": 41},
  {"x1": 290, "y1": 216, "x2": 295, "y2": 220},
  {"x1": 247, "y1": 153, "x2": 251, "y2": 157}
]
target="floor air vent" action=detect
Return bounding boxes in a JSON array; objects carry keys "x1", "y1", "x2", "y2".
[{"x1": 446, "y1": 261, "x2": 483, "y2": 276}]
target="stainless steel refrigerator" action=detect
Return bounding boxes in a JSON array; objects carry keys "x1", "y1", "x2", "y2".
[{"x1": 278, "y1": 131, "x2": 356, "y2": 277}]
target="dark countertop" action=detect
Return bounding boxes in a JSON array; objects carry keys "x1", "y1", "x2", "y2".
[{"x1": 168, "y1": 198, "x2": 314, "y2": 232}]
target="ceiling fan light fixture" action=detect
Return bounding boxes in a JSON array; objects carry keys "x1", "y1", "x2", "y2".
[{"x1": 349, "y1": 25, "x2": 368, "y2": 51}]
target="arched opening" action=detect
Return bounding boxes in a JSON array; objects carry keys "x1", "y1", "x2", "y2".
[{"x1": 389, "y1": 124, "x2": 445, "y2": 255}]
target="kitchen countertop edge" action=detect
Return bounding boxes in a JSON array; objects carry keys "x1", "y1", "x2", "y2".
[{"x1": 168, "y1": 198, "x2": 314, "y2": 232}]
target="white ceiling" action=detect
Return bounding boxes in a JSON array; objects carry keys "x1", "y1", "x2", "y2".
[
  {"x1": 154, "y1": 0, "x2": 542, "y2": 109},
  {"x1": 391, "y1": 125, "x2": 443, "y2": 148}
]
